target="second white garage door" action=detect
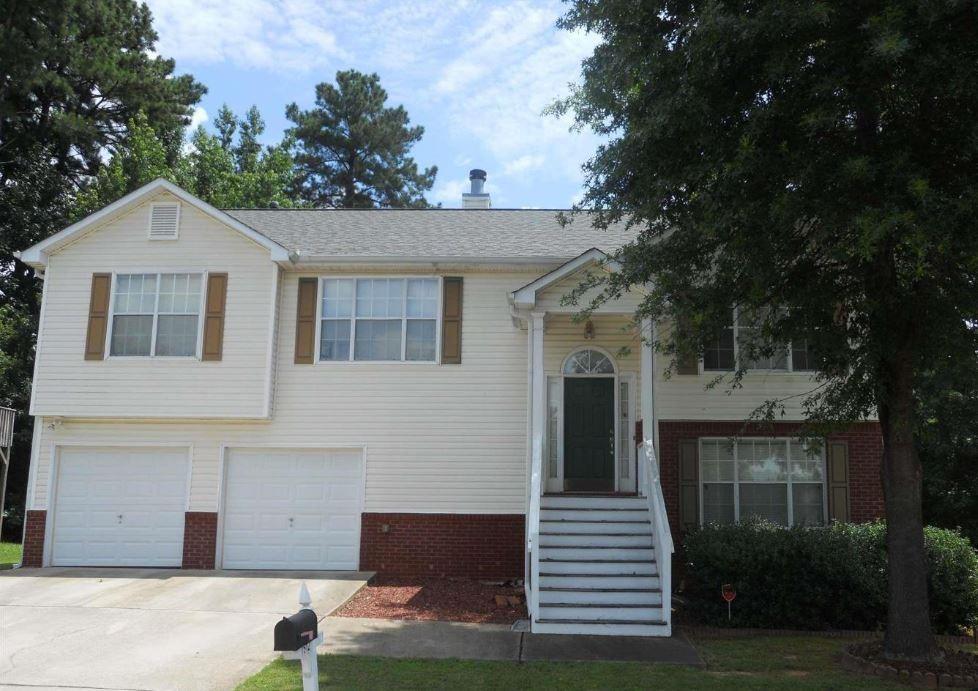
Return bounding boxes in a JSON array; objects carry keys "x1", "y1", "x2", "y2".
[{"x1": 221, "y1": 448, "x2": 363, "y2": 570}]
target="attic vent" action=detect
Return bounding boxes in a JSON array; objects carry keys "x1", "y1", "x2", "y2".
[{"x1": 148, "y1": 202, "x2": 180, "y2": 240}]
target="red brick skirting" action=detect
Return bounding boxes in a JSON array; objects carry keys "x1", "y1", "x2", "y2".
[
  {"x1": 360, "y1": 513, "x2": 525, "y2": 578},
  {"x1": 21, "y1": 510, "x2": 46, "y2": 567},
  {"x1": 182, "y1": 512, "x2": 218, "y2": 569},
  {"x1": 658, "y1": 420, "x2": 884, "y2": 543}
]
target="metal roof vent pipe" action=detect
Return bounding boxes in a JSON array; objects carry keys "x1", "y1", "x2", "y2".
[{"x1": 462, "y1": 169, "x2": 491, "y2": 209}]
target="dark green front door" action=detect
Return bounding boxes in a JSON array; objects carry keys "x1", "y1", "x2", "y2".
[{"x1": 563, "y1": 377, "x2": 615, "y2": 491}]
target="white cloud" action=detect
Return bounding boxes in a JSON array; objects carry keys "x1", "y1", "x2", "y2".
[
  {"x1": 503, "y1": 154, "x2": 545, "y2": 177},
  {"x1": 189, "y1": 106, "x2": 209, "y2": 129}
]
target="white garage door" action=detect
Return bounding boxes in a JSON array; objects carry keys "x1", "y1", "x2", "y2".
[
  {"x1": 52, "y1": 447, "x2": 189, "y2": 567},
  {"x1": 222, "y1": 448, "x2": 363, "y2": 570}
]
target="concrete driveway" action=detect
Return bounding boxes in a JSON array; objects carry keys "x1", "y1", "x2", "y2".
[{"x1": 0, "y1": 567, "x2": 371, "y2": 691}]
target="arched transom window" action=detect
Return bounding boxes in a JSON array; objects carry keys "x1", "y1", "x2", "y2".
[{"x1": 563, "y1": 349, "x2": 615, "y2": 375}]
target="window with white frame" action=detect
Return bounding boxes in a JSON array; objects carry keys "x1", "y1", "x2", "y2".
[
  {"x1": 109, "y1": 273, "x2": 202, "y2": 357},
  {"x1": 319, "y1": 278, "x2": 439, "y2": 362},
  {"x1": 702, "y1": 309, "x2": 814, "y2": 372},
  {"x1": 700, "y1": 437, "x2": 825, "y2": 527}
]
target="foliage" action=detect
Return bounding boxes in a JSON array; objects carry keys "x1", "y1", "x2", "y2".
[
  {"x1": 917, "y1": 357, "x2": 978, "y2": 546},
  {"x1": 682, "y1": 521, "x2": 978, "y2": 635},
  {"x1": 556, "y1": 0, "x2": 978, "y2": 657},
  {"x1": 287, "y1": 70, "x2": 437, "y2": 208},
  {"x1": 77, "y1": 107, "x2": 299, "y2": 214},
  {"x1": 0, "y1": 0, "x2": 203, "y2": 539}
]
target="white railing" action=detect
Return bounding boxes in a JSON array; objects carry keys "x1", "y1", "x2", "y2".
[
  {"x1": 0, "y1": 407, "x2": 13, "y2": 449},
  {"x1": 526, "y1": 437, "x2": 543, "y2": 624},
  {"x1": 642, "y1": 439, "x2": 673, "y2": 632}
]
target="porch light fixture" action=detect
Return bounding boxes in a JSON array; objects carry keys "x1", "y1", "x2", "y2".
[{"x1": 584, "y1": 319, "x2": 595, "y2": 340}]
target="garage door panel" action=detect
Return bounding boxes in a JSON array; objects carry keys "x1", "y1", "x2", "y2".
[
  {"x1": 222, "y1": 448, "x2": 363, "y2": 570},
  {"x1": 52, "y1": 447, "x2": 188, "y2": 567}
]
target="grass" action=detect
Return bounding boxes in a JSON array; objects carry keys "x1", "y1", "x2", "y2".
[
  {"x1": 237, "y1": 634, "x2": 901, "y2": 690},
  {"x1": 0, "y1": 542, "x2": 21, "y2": 565}
]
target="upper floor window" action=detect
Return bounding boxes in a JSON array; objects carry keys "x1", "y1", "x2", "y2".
[
  {"x1": 109, "y1": 273, "x2": 202, "y2": 357},
  {"x1": 700, "y1": 437, "x2": 825, "y2": 527},
  {"x1": 319, "y1": 277, "x2": 439, "y2": 362},
  {"x1": 702, "y1": 309, "x2": 814, "y2": 372}
]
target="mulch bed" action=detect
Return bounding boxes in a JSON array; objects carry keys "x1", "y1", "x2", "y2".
[
  {"x1": 843, "y1": 641, "x2": 978, "y2": 688},
  {"x1": 333, "y1": 576, "x2": 527, "y2": 625}
]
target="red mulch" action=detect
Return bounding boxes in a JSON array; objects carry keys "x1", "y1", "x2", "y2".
[{"x1": 333, "y1": 576, "x2": 527, "y2": 625}]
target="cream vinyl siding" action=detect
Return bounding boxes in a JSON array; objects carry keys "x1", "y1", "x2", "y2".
[
  {"x1": 30, "y1": 193, "x2": 274, "y2": 419},
  {"x1": 534, "y1": 269, "x2": 645, "y2": 314},
  {"x1": 31, "y1": 272, "x2": 533, "y2": 514}
]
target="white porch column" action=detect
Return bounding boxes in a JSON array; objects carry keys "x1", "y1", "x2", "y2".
[
  {"x1": 530, "y1": 312, "x2": 546, "y2": 474},
  {"x1": 640, "y1": 318, "x2": 655, "y2": 496}
]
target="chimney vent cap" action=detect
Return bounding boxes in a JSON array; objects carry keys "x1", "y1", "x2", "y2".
[{"x1": 469, "y1": 169, "x2": 487, "y2": 181}]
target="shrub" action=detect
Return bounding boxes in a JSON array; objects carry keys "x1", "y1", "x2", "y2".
[{"x1": 681, "y1": 520, "x2": 978, "y2": 634}]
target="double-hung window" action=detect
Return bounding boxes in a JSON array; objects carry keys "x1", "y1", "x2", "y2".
[
  {"x1": 700, "y1": 437, "x2": 826, "y2": 527},
  {"x1": 703, "y1": 309, "x2": 814, "y2": 372},
  {"x1": 109, "y1": 273, "x2": 202, "y2": 357},
  {"x1": 319, "y1": 278, "x2": 439, "y2": 362}
]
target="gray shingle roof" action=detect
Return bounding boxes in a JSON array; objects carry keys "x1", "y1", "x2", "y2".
[{"x1": 222, "y1": 209, "x2": 634, "y2": 261}]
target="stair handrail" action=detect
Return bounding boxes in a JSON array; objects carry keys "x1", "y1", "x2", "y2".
[
  {"x1": 642, "y1": 438, "x2": 673, "y2": 632},
  {"x1": 527, "y1": 436, "x2": 543, "y2": 624}
]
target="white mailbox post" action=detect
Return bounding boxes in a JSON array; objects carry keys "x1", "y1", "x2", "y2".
[{"x1": 275, "y1": 583, "x2": 323, "y2": 691}]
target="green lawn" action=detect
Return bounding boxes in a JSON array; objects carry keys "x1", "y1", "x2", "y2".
[
  {"x1": 0, "y1": 542, "x2": 21, "y2": 565},
  {"x1": 238, "y1": 635, "x2": 900, "y2": 690}
]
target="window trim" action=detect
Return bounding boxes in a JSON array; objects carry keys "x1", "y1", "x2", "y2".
[
  {"x1": 698, "y1": 436, "x2": 828, "y2": 527},
  {"x1": 105, "y1": 270, "x2": 207, "y2": 360},
  {"x1": 701, "y1": 308, "x2": 814, "y2": 373},
  {"x1": 314, "y1": 275, "x2": 444, "y2": 365}
]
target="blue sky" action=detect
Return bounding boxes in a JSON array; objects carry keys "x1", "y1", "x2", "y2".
[{"x1": 144, "y1": 0, "x2": 603, "y2": 208}]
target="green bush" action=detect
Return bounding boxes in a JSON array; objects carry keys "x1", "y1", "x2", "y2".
[{"x1": 681, "y1": 521, "x2": 978, "y2": 634}]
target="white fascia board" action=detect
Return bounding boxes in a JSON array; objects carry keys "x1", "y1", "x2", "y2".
[
  {"x1": 15, "y1": 178, "x2": 292, "y2": 267},
  {"x1": 292, "y1": 255, "x2": 574, "y2": 266},
  {"x1": 509, "y1": 247, "x2": 619, "y2": 309}
]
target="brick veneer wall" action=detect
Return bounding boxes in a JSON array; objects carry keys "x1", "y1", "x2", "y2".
[
  {"x1": 657, "y1": 420, "x2": 884, "y2": 543},
  {"x1": 182, "y1": 511, "x2": 218, "y2": 569},
  {"x1": 360, "y1": 513, "x2": 525, "y2": 578},
  {"x1": 21, "y1": 510, "x2": 46, "y2": 567}
]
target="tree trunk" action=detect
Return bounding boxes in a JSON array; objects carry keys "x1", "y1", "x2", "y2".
[{"x1": 878, "y1": 351, "x2": 938, "y2": 661}]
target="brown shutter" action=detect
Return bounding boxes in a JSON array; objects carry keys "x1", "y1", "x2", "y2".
[
  {"x1": 678, "y1": 439, "x2": 700, "y2": 532},
  {"x1": 442, "y1": 277, "x2": 463, "y2": 364},
  {"x1": 294, "y1": 277, "x2": 318, "y2": 364},
  {"x1": 84, "y1": 273, "x2": 112, "y2": 360},
  {"x1": 827, "y1": 440, "x2": 851, "y2": 522},
  {"x1": 675, "y1": 316, "x2": 699, "y2": 374},
  {"x1": 201, "y1": 273, "x2": 228, "y2": 361}
]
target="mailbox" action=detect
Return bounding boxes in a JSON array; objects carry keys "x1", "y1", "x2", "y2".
[{"x1": 274, "y1": 609, "x2": 318, "y2": 651}]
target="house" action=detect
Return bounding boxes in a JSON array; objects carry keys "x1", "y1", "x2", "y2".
[{"x1": 15, "y1": 171, "x2": 884, "y2": 636}]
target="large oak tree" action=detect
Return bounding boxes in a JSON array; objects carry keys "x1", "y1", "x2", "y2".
[{"x1": 556, "y1": 0, "x2": 978, "y2": 660}]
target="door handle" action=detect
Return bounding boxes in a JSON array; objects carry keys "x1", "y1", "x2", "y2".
[
  {"x1": 117, "y1": 514, "x2": 123, "y2": 524},
  {"x1": 610, "y1": 429, "x2": 615, "y2": 455}
]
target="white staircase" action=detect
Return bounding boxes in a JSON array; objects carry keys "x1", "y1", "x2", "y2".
[{"x1": 532, "y1": 494, "x2": 670, "y2": 636}]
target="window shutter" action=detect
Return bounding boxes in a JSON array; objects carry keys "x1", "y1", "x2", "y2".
[
  {"x1": 84, "y1": 273, "x2": 112, "y2": 360},
  {"x1": 201, "y1": 273, "x2": 228, "y2": 361},
  {"x1": 678, "y1": 439, "x2": 700, "y2": 532},
  {"x1": 294, "y1": 277, "x2": 317, "y2": 364},
  {"x1": 675, "y1": 316, "x2": 699, "y2": 374},
  {"x1": 827, "y1": 440, "x2": 851, "y2": 522},
  {"x1": 441, "y1": 277, "x2": 463, "y2": 364}
]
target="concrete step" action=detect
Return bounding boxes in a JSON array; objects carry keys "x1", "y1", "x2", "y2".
[
  {"x1": 538, "y1": 603, "x2": 664, "y2": 622},
  {"x1": 540, "y1": 519, "x2": 650, "y2": 535},
  {"x1": 532, "y1": 619, "x2": 671, "y2": 637},
  {"x1": 540, "y1": 508, "x2": 650, "y2": 522},
  {"x1": 539, "y1": 532, "x2": 654, "y2": 548},
  {"x1": 539, "y1": 559, "x2": 657, "y2": 575},
  {"x1": 541, "y1": 495, "x2": 648, "y2": 510},
  {"x1": 538, "y1": 573, "x2": 661, "y2": 589},
  {"x1": 540, "y1": 546, "x2": 655, "y2": 561},
  {"x1": 538, "y1": 587, "x2": 662, "y2": 606}
]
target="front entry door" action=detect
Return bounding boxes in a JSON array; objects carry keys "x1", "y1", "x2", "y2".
[{"x1": 563, "y1": 377, "x2": 615, "y2": 491}]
